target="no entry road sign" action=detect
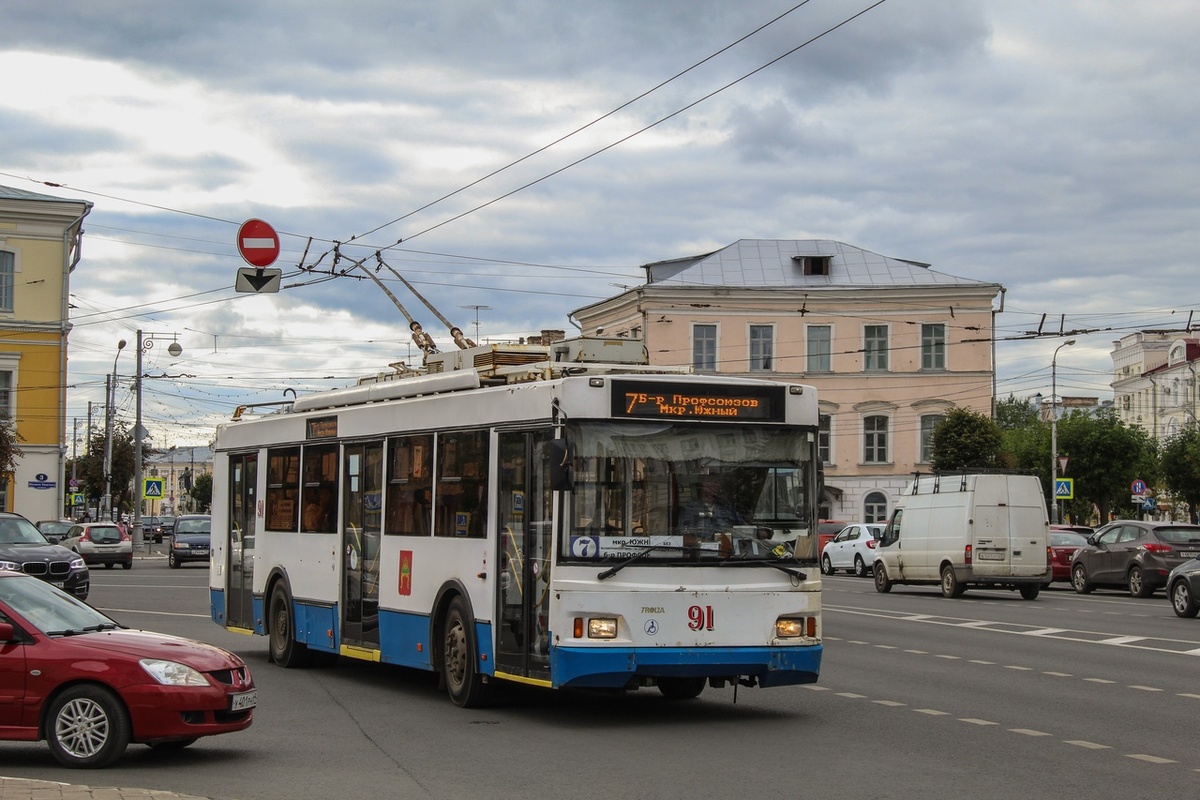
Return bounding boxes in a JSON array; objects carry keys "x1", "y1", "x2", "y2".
[{"x1": 237, "y1": 218, "x2": 280, "y2": 267}]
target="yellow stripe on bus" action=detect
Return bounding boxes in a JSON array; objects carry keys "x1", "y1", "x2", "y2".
[
  {"x1": 493, "y1": 671, "x2": 553, "y2": 688},
  {"x1": 340, "y1": 644, "x2": 382, "y2": 662}
]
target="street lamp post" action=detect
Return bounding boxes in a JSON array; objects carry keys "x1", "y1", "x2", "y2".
[
  {"x1": 101, "y1": 339, "x2": 127, "y2": 522},
  {"x1": 1050, "y1": 339, "x2": 1076, "y2": 525},
  {"x1": 132, "y1": 330, "x2": 183, "y2": 549}
]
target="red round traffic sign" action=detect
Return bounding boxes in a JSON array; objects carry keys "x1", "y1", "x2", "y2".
[{"x1": 236, "y1": 218, "x2": 280, "y2": 267}]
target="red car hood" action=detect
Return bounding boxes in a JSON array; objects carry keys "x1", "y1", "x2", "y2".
[{"x1": 64, "y1": 629, "x2": 245, "y2": 671}]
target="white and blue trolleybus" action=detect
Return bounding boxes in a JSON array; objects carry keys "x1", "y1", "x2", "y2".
[{"x1": 209, "y1": 337, "x2": 823, "y2": 705}]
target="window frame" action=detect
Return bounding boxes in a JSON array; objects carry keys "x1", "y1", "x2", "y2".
[
  {"x1": 863, "y1": 324, "x2": 889, "y2": 372},
  {"x1": 748, "y1": 324, "x2": 773, "y2": 372},
  {"x1": 807, "y1": 325, "x2": 832, "y2": 373},
  {"x1": 862, "y1": 414, "x2": 890, "y2": 464},
  {"x1": 692, "y1": 323, "x2": 717, "y2": 372},
  {"x1": 921, "y1": 323, "x2": 946, "y2": 370}
]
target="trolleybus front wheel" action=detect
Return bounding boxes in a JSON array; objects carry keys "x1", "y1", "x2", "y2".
[{"x1": 442, "y1": 596, "x2": 488, "y2": 707}]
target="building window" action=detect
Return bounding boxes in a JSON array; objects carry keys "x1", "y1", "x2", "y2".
[
  {"x1": 864, "y1": 491, "x2": 888, "y2": 523},
  {"x1": 818, "y1": 414, "x2": 831, "y2": 463},
  {"x1": 749, "y1": 325, "x2": 773, "y2": 371},
  {"x1": 0, "y1": 370, "x2": 12, "y2": 420},
  {"x1": 863, "y1": 415, "x2": 889, "y2": 464},
  {"x1": 0, "y1": 252, "x2": 12, "y2": 313},
  {"x1": 921, "y1": 323, "x2": 946, "y2": 370},
  {"x1": 807, "y1": 325, "x2": 831, "y2": 372},
  {"x1": 919, "y1": 414, "x2": 944, "y2": 463},
  {"x1": 864, "y1": 325, "x2": 888, "y2": 371},
  {"x1": 693, "y1": 324, "x2": 717, "y2": 372}
]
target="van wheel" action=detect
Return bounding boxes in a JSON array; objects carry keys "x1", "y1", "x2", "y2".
[
  {"x1": 1019, "y1": 584, "x2": 1040, "y2": 600},
  {"x1": 1071, "y1": 563, "x2": 1092, "y2": 594},
  {"x1": 1128, "y1": 565, "x2": 1154, "y2": 598},
  {"x1": 853, "y1": 555, "x2": 868, "y2": 578},
  {"x1": 820, "y1": 554, "x2": 833, "y2": 575},
  {"x1": 873, "y1": 563, "x2": 893, "y2": 593},
  {"x1": 941, "y1": 565, "x2": 965, "y2": 598}
]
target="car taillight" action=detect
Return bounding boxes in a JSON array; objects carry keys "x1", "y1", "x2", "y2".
[
  {"x1": 119, "y1": 528, "x2": 130, "y2": 541},
  {"x1": 1047, "y1": 545, "x2": 1053, "y2": 565},
  {"x1": 1142, "y1": 542, "x2": 1172, "y2": 553},
  {"x1": 965, "y1": 544, "x2": 973, "y2": 565},
  {"x1": 866, "y1": 539, "x2": 877, "y2": 549},
  {"x1": 80, "y1": 530, "x2": 91, "y2": 542}
]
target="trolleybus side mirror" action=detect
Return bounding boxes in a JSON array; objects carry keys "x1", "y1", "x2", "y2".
[{"x1": 549, "y1": 440, "x2": 574, "y2": 491}]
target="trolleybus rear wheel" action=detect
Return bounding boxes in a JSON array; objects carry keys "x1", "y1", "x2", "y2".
[
  {"x1": 442, "y1": 596, "x2": 487, "y2": 707},
  {"x1": 269, "y1": 583, "x2": 311, "y2": 668}
]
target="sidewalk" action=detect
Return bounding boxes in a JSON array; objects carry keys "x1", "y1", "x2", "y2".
[{"x1": 0, "y1": 776, "x2": 218, "y2": 799}]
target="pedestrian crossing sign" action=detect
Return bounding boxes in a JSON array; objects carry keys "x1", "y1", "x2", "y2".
[
  {"x1": 1054, "y1": 478, "x2": 1074, "y2": 500},
  {"x1": 143, "y1": 478, "x2": 165, "y2": 499}
]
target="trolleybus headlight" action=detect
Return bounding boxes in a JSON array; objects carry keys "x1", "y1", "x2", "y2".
[
  {"x1": 586, "y1": 617, "x2": 618, "y2": 639},
  {"x1": 775, "y1": 616, "x2": 811, "y2": 638}
]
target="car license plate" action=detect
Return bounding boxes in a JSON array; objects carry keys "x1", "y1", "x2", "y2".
[
  {"x1": 51, "y1": 581, "x2": 64, "y2": 588},
  {"x1": 230, "y1": 690, "x2": 257, "y2": 711},
  {"x1": 977, "y1": 551, "x2": 1005, "y2": 561},
  {"x1": 194, "y1": 548, "x2": 210, "y2": 556},
  {"x1": 1181, "y1": 551, "x2": 1200, "y2": 559}
]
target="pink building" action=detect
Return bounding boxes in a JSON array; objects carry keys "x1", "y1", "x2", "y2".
[{"x1": 570, "y1": 239, "x2": 1003, "y2": 522}]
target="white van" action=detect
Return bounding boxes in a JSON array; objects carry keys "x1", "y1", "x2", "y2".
[{"x1": 873, "y1": 473, "x2": 1051, "y2": 599}]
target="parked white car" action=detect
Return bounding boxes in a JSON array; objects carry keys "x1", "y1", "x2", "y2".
[{"x1": 821, "y1": 523, "x2": 884, "y2": 577}]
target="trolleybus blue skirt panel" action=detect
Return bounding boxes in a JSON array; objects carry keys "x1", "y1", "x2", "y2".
[{"x1": 551, "y1": 644, "x2": 823, "y2": 689}]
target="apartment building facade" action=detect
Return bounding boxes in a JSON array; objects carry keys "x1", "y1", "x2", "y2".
[
  {"x1": 569, "y1": 239, "x2": 1003, "y2": 522},
  {"x1": 1112, "y1": 331, "x2": 1200, "y2": 440},
  {"x1": 0, "y1": 185, "x2": 92, "y2": 519}
]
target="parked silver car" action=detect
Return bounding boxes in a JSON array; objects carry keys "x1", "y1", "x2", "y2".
[{"x1": 59, "y1": 522, "x2": 133, "y2": 570}]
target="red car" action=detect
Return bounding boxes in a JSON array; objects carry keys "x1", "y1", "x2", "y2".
[
  {"x1": 1049, "y1": 528, "x2": 1092, "y2": 582},
  {"x1": 0, "y1": 570, "x2": 255, "y2": 767}
]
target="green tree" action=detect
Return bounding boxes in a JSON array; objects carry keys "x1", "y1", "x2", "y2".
[
  {"x1": 1160, "y1": 425, "x2": 1200, "y2": 523},
  {"x1": 930, "y1": 407, "x2": 1003, "y2": 471},
  {"x1": 0, "y1": 422, "x2": 23, "y2": 490},
  {"x1": 189, "y1": 472, "x2": 213, "y2": 513},
  {"x1": 995, "y1": 394, "x2": 1040, "y2": 430},
  {"x1": 1055, "y1": 409, "x2": 1158, "y2": 523}
]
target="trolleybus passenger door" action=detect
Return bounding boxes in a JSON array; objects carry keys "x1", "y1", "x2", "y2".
[
  {"x1": 227, "y1": 453, "x2": 257, "y2": 631},
  {"x1": 494, "y1": 431, "x2": 553, "y2": 680},
  {"x1": 342, "y1": 443, "x2": 383, "y2": 649}
]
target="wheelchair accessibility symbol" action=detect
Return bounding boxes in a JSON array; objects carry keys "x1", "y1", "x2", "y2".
[{"x1": 645, "y1": 619, "x2": 659, "y2": 636}]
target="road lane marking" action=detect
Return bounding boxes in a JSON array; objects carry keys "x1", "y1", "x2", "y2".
[
  {"x1": 1065, "y1": 741, "x2": 1112, "y2": 749},
  {"x1": 1010, "y1": 729, "x2": 1052, "y2": 736},
  {"x1": 1127, "y1": 754, "x2": 1176, "y2": 764}
]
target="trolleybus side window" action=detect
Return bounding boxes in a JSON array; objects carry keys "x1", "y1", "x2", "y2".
[
  {"x1": 386, "y1": 434, "x2": 433, "y2": 536},
  {"x1": 302, "y1": 443, "x2": 339, "y2": 533},
  {"x1": 435, "y1": 429, "x2": 489, "y2": 538},
  {"x1": 265, "y1": 447, "x2": 300, "y2": 531}
]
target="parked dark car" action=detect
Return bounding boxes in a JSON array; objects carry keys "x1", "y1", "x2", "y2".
[
  {"x1": 1070, "y1": 520, "x2": 1200, "y2": 597},
  {"x1": 143, "y1": 515, "x2": 174, "y2": 543},
  {"x1": 35, "y1": 519, "x2": 75, "y2": 545},
  {"x1": 169, "y1": 514, "x2": 211, "y2": 568},
  {"x1": 1048, "y1": 529, "x2": 1091, "y2": 582},
  {"x1": 0, "y1": 570, "x2": 255, "y2": 767},
  {"x1": 1166, "y1": 557, "x2": 1200, "y2": 617},
  {"x1": 0, "y1": 512, "x2": 89, "y2": 599}
]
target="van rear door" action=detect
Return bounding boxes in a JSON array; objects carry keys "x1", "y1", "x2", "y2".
[{"x1": 972, "y1": 476, "x2": 1047, "y2": 578}]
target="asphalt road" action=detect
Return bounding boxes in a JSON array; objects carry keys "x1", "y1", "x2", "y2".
[{"x1": 2, "y1": 558, "x2": 1198, "y2": 800}]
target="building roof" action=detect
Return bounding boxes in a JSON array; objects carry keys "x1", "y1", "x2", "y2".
[
  {"x1": 0, "y1": 183, "x2": 91, "y2": 205},
  {"x1": 643, "y1": 239, "x2": 999, "y2": 290}
]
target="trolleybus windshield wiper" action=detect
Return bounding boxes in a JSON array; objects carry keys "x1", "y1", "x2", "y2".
[
  {"x1": 718, "y1": 557, "x2": 807, "y2": 579},
  {"x1": 596, "y1": 543, "x2": 688, "y2": 581}
]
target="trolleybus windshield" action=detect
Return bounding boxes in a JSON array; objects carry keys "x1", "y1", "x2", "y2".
[{"x1": 561, "y1": 420, "x2": 818, "y2": 565}]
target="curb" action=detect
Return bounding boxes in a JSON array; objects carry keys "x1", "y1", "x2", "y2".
[{"x1": 0, "y1": 776, "x2": 219, "y2": 799}]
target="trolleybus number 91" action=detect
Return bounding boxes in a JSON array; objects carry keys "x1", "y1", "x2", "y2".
[{"x1": 688, "y1": 605, "x2": 715, "y2": 631}]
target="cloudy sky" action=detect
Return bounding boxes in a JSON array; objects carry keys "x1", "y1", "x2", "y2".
[{"x1": 3, "y1": 0, "x2": 1198, "y2": 449}]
